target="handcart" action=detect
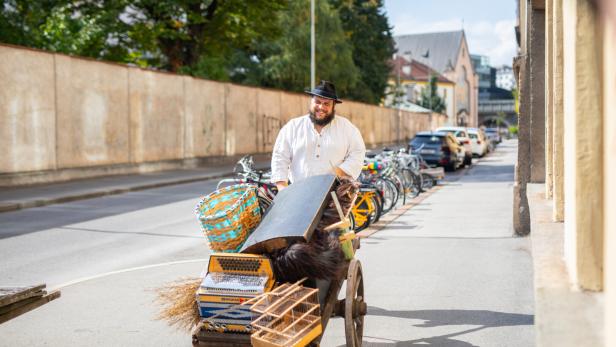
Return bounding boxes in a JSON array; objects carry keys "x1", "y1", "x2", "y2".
[
  {"x1": 191, "y1": 243, "x2": 365, "y2": 347},
  {"x1": 192, "y1": 174, "x2": 367, "y2": 347}
]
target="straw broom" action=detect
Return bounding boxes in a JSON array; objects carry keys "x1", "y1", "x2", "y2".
[{"x1": 154, "y1": 277, "x2": 201, "y2": 331}]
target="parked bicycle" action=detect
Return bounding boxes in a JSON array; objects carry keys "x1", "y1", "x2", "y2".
[{"x1": 216, "y1": 155, "x2": 278, "y2": 213}]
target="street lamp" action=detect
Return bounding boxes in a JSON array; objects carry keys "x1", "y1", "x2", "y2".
[{"x1": 310, "y1": 0, "x2": 315, "y2": 89}]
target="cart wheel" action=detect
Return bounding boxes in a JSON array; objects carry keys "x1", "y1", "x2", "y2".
[{"x1": 345, "y1": 259, "x2": 366, "y2": 347}]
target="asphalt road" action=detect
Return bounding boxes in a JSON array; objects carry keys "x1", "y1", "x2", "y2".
[{"x1": 0, "y1": 140, "x2": 533, "y2": 347}]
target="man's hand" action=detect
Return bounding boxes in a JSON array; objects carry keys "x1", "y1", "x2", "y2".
[
  {"x1": 334, "y1": 167, "x2": 351, "y2": 179},
  {"x1": 275, "y1": 181, "x2": 288, "y2": 192}
]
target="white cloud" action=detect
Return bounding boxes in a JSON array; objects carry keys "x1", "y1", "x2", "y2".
[
  {"x1": 391, "y1": 17, "x2": 517, "y2": 66},
  {"x1": 465, "y1": 19, "x2": 517, "y2": 66}
]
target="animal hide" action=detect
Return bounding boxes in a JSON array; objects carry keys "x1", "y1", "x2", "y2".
[
  {"x1": 316, "y1": 178, "x2": 360, "y2": 231},
  {"x1": 269, "y1": 229, "x2": 344, "y2": 282}
]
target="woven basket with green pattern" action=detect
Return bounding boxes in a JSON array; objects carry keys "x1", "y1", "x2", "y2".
[{"x1": 195, "y1": 184, "x2": 261, "y2": 252}]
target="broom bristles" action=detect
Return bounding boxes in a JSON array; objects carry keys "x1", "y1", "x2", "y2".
[{"x1": 154, "y1": 277, "x2": 201, "y2": 331}]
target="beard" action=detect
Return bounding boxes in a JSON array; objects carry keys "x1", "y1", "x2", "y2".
[{"x1": 309, "y1": 107, "x2": 335, "y2": 126}]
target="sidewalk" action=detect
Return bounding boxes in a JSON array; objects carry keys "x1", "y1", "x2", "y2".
[
  {"x1": 0, "y1": 140, "x2": 533, "y2": 346},
  {"x1": 0, "y1": 155, "x2": 272, "y2": 213},
  {"x1": 322, "y1": 139, "x2": 535, "y2": 346}
]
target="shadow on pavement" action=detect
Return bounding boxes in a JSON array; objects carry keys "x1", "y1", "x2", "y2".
[
  {"x1": 341, "y1": 306, "x2": 533, "y2": 347},
  {"x1": 460, "y1": 164, "x2": 514, "y2": 183}
]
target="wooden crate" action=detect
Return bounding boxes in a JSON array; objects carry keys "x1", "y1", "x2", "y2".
[{"x1": 249, "y1": 283, "x2": 322, "y2": 347}]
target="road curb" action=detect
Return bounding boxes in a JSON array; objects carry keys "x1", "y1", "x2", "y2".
[{"x1": 0, "y1": 171, "x2": 237, "y2": 213}]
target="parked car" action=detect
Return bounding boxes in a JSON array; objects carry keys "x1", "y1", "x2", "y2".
[
  {"x1": 408, "y1": 131, "x2": 464, "y2": 171},
  {"x1": 467, "y1": 127, "x2": 488, "y2": 157},
  {"x1": 435, "y1": 127, "x2": 473, "y2": 166},
  {"x1": 484, "y1": 128, "x2": 502, "y2": 144}
]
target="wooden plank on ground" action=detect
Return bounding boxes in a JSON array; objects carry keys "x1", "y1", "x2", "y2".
[
  {"x1": 0, "y1": 285, "x2": 46, "y2": 307},
  {"x1": 0, "y1": 291, "x2": 60, "y2": 324}
]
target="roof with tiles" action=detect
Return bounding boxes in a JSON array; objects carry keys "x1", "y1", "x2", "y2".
[
  {"x1": 394, "y1": 30, "x2": 466, "y2": 74},
  {"x1": 391, "y1": 56, "x2": 453, "y2": 83}
]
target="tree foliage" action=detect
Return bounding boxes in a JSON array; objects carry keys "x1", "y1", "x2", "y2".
[
  {"x1": 231, "y1": 0, "x2": 359, "y2": 96},
  {"x1": 329, "y1": 0, "x2": 395, "y2": 104},
  {"x1": 0, "y1": 0, "x2": 394, "y2": 104},
  {"x1": 418, "y1": 75, "x2": 447, "y2": 114},
  {"x1": 0, "y1": 1, "x2": 129, "y2": 61}
]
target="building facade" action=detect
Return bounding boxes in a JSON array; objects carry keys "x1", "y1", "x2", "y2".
[
  {"x1": 386, "y1": 56, "x2": 455, "y2": 125},
  {"x1": 495, "y1": 65, "x2": 515, "y2": 90},
  {"x1": 395, "y1": 31, "x2": 479, "y2": 127},
  {"x1": 514, "y1": 0, "x2": 616, "y2": 346},
  {"x1": 471, "y1": 54, "x2": 517, "y2": 128}
]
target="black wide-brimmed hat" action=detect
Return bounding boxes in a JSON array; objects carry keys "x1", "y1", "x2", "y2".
[{"x1": 305, "y1": 80, "x2": 343, "y2": 103}]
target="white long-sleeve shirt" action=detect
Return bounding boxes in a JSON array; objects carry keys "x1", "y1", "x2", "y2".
[{"x1": 271, "y1": 114, "x2": 366, "y2": 183}]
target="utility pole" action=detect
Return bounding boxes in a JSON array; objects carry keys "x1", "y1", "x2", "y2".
[
  {"x1": 395, "y1": 54, "x2": 401, "y2": 144},
  {"x1": 310, "y1": 0, "x2": 315, "y2": 90}
]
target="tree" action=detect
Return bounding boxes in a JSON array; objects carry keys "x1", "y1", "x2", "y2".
[
  {"x1": 0, "y1": 0, "x2": 286, "y2": 78},
  {"x1": 234, "y1": 0, "x2": 359, "y2": 96},
  {"x1": 122, "y1": 0, "x2": 286, "y2": 76},
  {"x1": 329, "y1": 0, "x2": 395, "y2": 104},
  {"x1": 0, "y1": 0, "x2": 130, "y2": 62},
  {"x1": 418, "y1": 75, "x2": 447, "y2": 114}
]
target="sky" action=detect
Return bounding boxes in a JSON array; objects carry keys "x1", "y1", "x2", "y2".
[{"x1": 383, "y1": 0, "x2": 517, "y2": 67}]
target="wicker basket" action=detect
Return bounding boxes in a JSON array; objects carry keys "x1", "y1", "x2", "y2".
[{"x1": 195, "y1": 184, "x2": 261, "y2": 252}]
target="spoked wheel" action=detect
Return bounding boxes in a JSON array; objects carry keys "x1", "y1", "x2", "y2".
[
  {"x1": 421, "y1": 173, "x2": 435, "y2": 190},
  {"x1": 345, "y1": 259, "x2": 366, "y2": 347}
]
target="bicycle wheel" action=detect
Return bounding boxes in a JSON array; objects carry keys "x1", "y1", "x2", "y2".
[
  {"x1": 353, "y1": 192, "x2": 378, "y2": 232},
  {"x1": 390, "y1": 173, "x2": 407, "y2": 206},
  {"x1": 401, "y1": 169, "x2": 421, "y2": 200},
  {"x1": 371, "y1": 188, "x2": 383, "y2": 222},
  {"x1": 348, "y1": 210, "x2": 356, "y2": 230},
  {"x1": 373, "y1": 178, "x2": 398, "y2": 214},
  {"x1": 421, "y1": 173, "x2": 435, "y2": 190}
]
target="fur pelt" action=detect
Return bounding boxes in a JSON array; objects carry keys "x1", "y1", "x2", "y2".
[
  {"x1": 269, "y1": 229, "x2": 345, "y2": 282},
  {"x1": 316, "y1": 177, "x2": 360, "y2": 230}
]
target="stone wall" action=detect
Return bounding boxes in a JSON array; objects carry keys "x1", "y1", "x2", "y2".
[
  {"x1": 517, "y1": 0, "x2": 616, "y2": 345},
  {"x1": 0, "y1": 44, "x2": 447, "y2": 186}
]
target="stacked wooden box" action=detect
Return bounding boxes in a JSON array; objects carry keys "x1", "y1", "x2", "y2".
[{"x1": 0, "y1": 284, "x2": 60, "y2": 324}]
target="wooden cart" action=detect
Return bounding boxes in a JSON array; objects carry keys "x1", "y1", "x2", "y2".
[
  {"x1": 193, "y1": 174, "x2": 366, "y2": 346},
  {"x1": 192, "y1": 238, "x2": 366, "y2": 347}
]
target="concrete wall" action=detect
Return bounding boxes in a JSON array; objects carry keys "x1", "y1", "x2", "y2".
[
  {"x1": 562, "y1": 0, "x2": 603, "y2": 290},
  {"x1": 55, "y1": 55, "x2": 131, "y2": 168},
  {"x1": 183, "y1": 78, "x2": 226, "y2": 158},
  {"x1": 603, "y1": 6, "x2": 616, "y2": 347},
  {"x1": 0, "y1": 47, "x2": 56, "y2": 173},
  {"x1": 552, "y1": 0, "x2": 565, "y2": 221},
  {"x1": 520, "y1": 0, "x2": 615, "y2": 344},
  {"x1": 529, "y1": 9, "x2": 546, "y2": 183},
  {"x1": 0, "y1": 44, "x2": 447, "y2": 186}
]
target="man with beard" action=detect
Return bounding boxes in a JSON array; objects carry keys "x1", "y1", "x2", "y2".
[{"x1": 271, "y1": 80, "x2": 366, "y2": 191}]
